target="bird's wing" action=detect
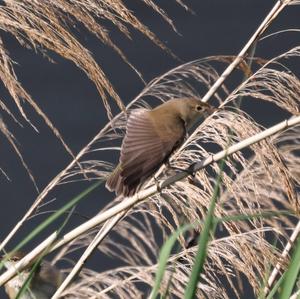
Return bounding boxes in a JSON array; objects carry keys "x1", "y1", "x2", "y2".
[{"x1": 119, "y1": 108, "x2": 181, "y2": 195}]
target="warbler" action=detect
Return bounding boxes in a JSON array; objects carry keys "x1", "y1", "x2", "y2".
[
  {"x1": 106, "y1": 97, "x2": 217, "y2": 196},
  {"x1": 2, "y1": 252, "x2": 64, "y2": 299}
]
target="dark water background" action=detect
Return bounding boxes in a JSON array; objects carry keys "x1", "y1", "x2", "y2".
[{"x1": 0, "y1": 1, "x2": 299, "y2": 298}]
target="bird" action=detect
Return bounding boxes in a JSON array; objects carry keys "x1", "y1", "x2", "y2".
[
  {"x1": 2, "y1": 251, "x2": 64, "y2": 299},
  {"x1": 106, "y1": 97, "x2": 217, "y2": 197}
]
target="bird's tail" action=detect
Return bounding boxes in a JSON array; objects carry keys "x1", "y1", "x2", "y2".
[{"x1": 106, "y1": 164, "x2": 122, "y2": 194}]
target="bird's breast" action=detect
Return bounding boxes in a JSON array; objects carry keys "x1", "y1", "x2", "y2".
[{"x1": 148, "y1": 110, "x2": 185, "y2": 140}]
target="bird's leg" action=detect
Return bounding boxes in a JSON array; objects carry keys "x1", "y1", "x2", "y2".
[
  {"x1": 165, "y1": 160, "x2": 196, "y2": 177},
  {"x1": 153, "y1": 175, "x2": 162, "y2": 192}
]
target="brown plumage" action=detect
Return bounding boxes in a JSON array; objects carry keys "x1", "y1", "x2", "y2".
[
  {"x1": 2, "y1": 251, "x2": 64, "y2": 299},
  {"x1": 106, "y1": 97, "x2": 217, "y2": 196}
]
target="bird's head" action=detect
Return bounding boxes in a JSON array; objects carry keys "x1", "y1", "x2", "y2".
[
  {"x1": 1, "y1": 251, "x2": 64, "y2": 299},
  {"x1": 1, "y1": 251, "x2": 26, "y2": 270},
  {"x1": 178, "y1": 97, "x2": 218, "y2": 129}
]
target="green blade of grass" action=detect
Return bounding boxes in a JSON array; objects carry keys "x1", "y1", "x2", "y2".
[
  {"x1": 150, "y1": 223, "x2": 193, "y2": 299},
  {"x1": 150, "y1": 208, "x2": 292, "y2": 299},
  {"x1": 184, "y1": 159, "x2": 225, "y2": 299},
  {"x1": 150, "y1": 180, "x2": 290, "y2": 298},
  {"x1": 266, "y1": 271, "x2": 286, "y2": 299},
  {"x1": 258, "y1": 235, "x2": 280, "y2": 299},
  {"x1": 14, "y1": 251, "x2": 44, "y2": 299},
  {"x1": 15, "y1": 206, "x2": 76, "y2": 299},
  {"x1": 0, "y1": 181, "x2": 102, "y2": 271},
  {"x1": 278, "y1": 234, "x2": 300, "y2": 298}
]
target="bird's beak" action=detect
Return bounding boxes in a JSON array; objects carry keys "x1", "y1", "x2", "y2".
[
  {"x1": 202, "y1": 106, "x2": 221, "y2": 118},
  {"x1": 206, "y1": 106, "x2": 221, "y2": 116}
]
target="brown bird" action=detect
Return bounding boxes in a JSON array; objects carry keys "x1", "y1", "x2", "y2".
[
  {"x1": 2, "y1": 252, "x2": 64, "y2": 299},
  {"x1": 106, "y1": 97, "x2": 217, "y2": 196}
]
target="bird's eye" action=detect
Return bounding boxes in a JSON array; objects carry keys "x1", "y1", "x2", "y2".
[
  {"x1": 10, "y1": 257, "x2": 19, "y2": 262},
  {"x1": 196, "y1": 105, "x2": 203, "y2": 111}
]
